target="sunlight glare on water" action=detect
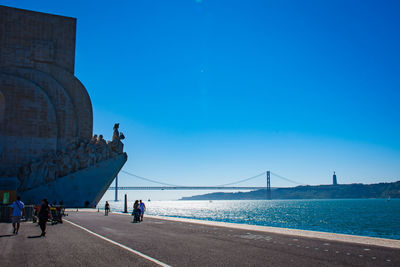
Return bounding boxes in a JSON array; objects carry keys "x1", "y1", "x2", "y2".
[{"x1": 98, "y1": 195, "x2": 400, "y2": 240}]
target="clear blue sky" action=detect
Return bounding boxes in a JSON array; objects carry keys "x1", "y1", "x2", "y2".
[{"x1": 4, "y1": 0, "x2": 400, "y2": 187}]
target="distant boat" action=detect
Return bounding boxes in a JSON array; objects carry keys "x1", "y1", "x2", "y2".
[{"x1": 387, "y1": 196, "x2": 391, "y2": 202}]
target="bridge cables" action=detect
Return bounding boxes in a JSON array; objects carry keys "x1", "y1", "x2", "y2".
[
  {"x1": 121, "y1": 170, "x2": 266, "y2": 188},
  {"x1": 215, "y1": 172, "x2": 266, "y2": 187},
  {"x1": 269, "y1": 171, "x2": 307, "y2": 186},
  {"x1": 121, "y1": 170, "x2": 180, "y2": 187},
  {"x1": 121, "y1": 169, "x2": 307, "y2": 187}
]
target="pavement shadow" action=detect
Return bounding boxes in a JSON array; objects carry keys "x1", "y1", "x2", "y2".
[
  {"x1": 0, "y1": 234, "x2": 14, "y2": 238},
  {"x1": 27, "y1": 235, "x2": 42, "y2": 239}
]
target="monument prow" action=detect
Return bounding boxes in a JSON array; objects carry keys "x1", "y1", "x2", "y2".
[{"x1": 21, "y1": 152, "x2": 127, "y2": 207}]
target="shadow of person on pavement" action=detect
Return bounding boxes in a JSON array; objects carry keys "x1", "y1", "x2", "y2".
[
  {"x1": 27, "y1": 235, "x2": 42, "y2": 238},
  {"x1": 0, "y1": 234, "x2": 14, "y2": 238}
]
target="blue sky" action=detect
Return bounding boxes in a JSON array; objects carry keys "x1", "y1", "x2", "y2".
[{"x1": 3, "y1": 0, "x2": 400, "y2": 188}]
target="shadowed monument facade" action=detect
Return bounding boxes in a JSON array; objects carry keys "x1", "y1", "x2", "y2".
[{"x1": 0, "y1": 5, "x2": 127, "y2": 207}]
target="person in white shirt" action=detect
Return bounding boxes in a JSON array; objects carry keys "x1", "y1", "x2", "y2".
[{"x1": 11, "y1": 196, "x2": 24, "y2": 235}]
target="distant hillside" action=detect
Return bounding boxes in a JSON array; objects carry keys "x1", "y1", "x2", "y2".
[{"x1": 180, "y1": 181, "x2": 400, "y2": 200}]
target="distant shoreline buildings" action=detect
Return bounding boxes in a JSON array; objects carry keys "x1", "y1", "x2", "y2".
[{"x1": 181, "y1": 180, "x2": 400, "y2": 200}]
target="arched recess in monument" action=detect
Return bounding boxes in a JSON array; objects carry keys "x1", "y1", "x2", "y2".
[
  {"x1": 1, "y1": 67, "x2": 79, "y2": 148},
  {"x1": 44, "y1": 65, "x2": 93, "y2": 139},
  {"x1": 0, "y1": 73, "x2": 58, "y2": 173}
]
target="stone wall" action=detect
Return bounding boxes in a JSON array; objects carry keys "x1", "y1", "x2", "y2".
[
  {"x1": 0, "y1": 6, "x2": 76, "y2": 73},
  {"x1": 0, "y1": 5, "x2": 93, "y2": 175}
]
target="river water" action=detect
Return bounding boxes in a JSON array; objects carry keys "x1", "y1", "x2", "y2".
[{"x1": 99, "y1": 192, "x2": 400, "y2": 240}]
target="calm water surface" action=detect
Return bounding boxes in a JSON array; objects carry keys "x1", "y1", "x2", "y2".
[{"x1": 99, "y1": 198, "x2": 400, "y2": 240}]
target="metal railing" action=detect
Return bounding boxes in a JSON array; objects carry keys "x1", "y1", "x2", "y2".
[{"x1": 0, "y1": 205, "x2": 36, "y2": 223}]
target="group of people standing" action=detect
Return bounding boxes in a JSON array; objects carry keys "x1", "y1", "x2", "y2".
[
  {"x1": 11, "y1": 197, "x2": 51, "y2": 237},
  {"x1": 11, "y1": 196, "x2": 147, "y2": 237},
  {"x1": 133, "y1": 200, "x2": 146, "y2": 223},
  {"x1": 104, "y1": 200, "x2": 146, "y2": 223}
]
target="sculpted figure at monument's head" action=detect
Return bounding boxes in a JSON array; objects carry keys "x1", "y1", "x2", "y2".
[{"x1": 113, "y1": 123, "x2": 120, "y2": 142}]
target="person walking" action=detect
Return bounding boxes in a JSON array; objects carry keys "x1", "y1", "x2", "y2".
[
  {"x1": 139, "y1": 200, "x2": 146, "y2": 222},
  {"x1": 11, "y1": 196, "x2": 24, "y2": 235},
  {"x1": 105, "y1": 201, "x2": 110, "y2": 216},
  {"x1": 38, "y1": 199, "x2": 51, "y2": 237}
]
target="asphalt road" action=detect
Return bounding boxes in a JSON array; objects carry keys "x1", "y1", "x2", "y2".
[
  {"x1": 66, "y1": 211, "x2": 400, "y2": 266},
  {"x1": 1, "y1": 211, "x2": 399, "y2": 266},
  {"x1": 0, "y1": 218, "x2": 156, "y2": 267}
]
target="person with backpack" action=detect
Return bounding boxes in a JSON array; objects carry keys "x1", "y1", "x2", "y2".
[{"x1": 11, "y1": 196, "x2": 24, "y2": 235}]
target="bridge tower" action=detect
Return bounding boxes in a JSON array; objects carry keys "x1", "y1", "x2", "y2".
[{"x1": 266, "y1": 171, "x2": 271, "y2": 200}]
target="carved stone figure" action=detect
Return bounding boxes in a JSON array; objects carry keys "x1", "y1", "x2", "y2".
[
  {"x1": 95, "y1": 135, "x2": 108, "y2": 162},
  {"x1": 88, "y1": 146, "x2": 96, "y2": 166},
  {"x1": 46, "y1": 157, "x2": 57, "y2": 183},
  {"x1": 68, "y1": 149, "x2": 79, "y2": 173},
  {"x1": 55, "y1": 151, "x2": 64, "y2": 178},
  {"x1": 13, "y1": 124, "x2": 126, "y2": 192},
  {"x1": 113, "y1": 123, "x2": 120, "y2": 142},
  {"x1": 17, "y1": 164, "x2": 31, "y2": 191},
  {"x1": 61, "y1": 150, "x2": 72, "y2": 176},
  {"x1": 109, "y1": 123, "x2": 125, "y2": 154},
  {"x1": 37, "y1": 158, "x2": 48, "y2": 185},
  {"x1": 97, "y1": 135, "x2": 107, "y2": 146},
  {"x1": 28, "y1": 159, "x2": 42, "y2": 190},
  {"x1": 77, "y1": 141, "x2": 88, "y2": 169}
]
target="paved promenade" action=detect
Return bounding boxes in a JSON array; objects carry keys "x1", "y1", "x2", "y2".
[{"x1": 1, "y1": 211, "x2": 400, "y2": 266}]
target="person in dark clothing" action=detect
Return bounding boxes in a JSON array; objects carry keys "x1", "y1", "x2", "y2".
[
  {"x1": 56, "y1": 205, "x2": 63, "y2": 223},
  {"x1": 132, "y1": 200, "x2": 141, "y2": 223},
  {"x1": 105, "y1": 201, "x2": 110, "y2": 216},
  {"x1": 38, "y1": 198, "x2": 51, "y2": 237}
]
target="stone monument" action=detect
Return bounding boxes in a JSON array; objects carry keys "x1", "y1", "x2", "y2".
[{"x1": 0, "y1": 5, "x2": 127, "y2": 207}]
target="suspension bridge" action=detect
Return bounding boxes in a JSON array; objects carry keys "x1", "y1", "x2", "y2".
[{"x1": 109, "y1": 170, "x2": 306, "y2": 200}]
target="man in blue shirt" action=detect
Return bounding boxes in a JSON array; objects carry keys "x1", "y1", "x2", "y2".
[
  {"x1": 11, "y1": 196, "x2": 24, "y2": 235},
  {"x1": 139, "y1": 200, "x2": 146, "y2": 222}
]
